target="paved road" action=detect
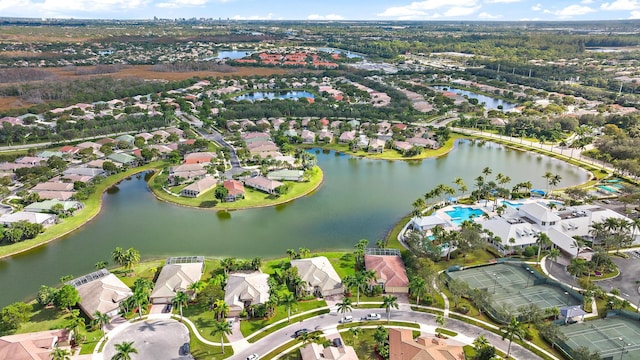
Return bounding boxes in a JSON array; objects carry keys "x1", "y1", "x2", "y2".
[
  {"x1": 233, "y1": 307, "x2": 542, "y2": 360},
  {"x1": 595, "y1": 253, "x2": 640, "y2": 307},
  {"x1": 102, "y1": 318, "x2": 193, "y2": 360},
  {"x1": 195, "y1": 127, "x2": 245, "y2": 178}
]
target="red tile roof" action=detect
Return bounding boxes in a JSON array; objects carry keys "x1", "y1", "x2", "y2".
[
  {"x1": 365, "y1": 255, "x2": 409, "y2": 289},
  {"x1": 223, "y1": 180, "x2": 245, "y2": 196}
]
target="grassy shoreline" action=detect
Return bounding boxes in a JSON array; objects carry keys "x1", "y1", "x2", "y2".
[
  {"x1": 0, "y1": 161, "x2": 169, "y2": 260},
  {"x1": 147, "y1": 166, "x2": 324, "y2": 210}
]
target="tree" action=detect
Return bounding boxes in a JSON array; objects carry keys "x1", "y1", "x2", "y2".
[
  {"x1": 409, "y1": 276, "x2": 427, "y2": 305},
  {"x1": 122, "y1": 248, "x2": 140, "y2": 274},
  {"x1": 298, "y1": 247, "x2": 310, "y2": 258},
  {"x1": 188, "y1": 280, "x2": 206, "y2": 296},
  {"x1": 534, "y1": 232, "x2": 550, "y2": 263},
  {"x1": 111, "y1": 247, "x2": 126, "y2": 267},
  {"x1": 548, "y1": 248, "x2": 561, "y2": 269},
  {"x1": 36, "y1": 285, "x2": 57, "y2": 307},
  {"x1": 336, "y1": 296, "x2": 353, "y2": 323},
  {"x1": 92, "y1": 311, "x2": 110, "y2": 338},
  {"x1": 220, "y1": 258, "x2": 236, "y2": 275},
  {"x1": 381, "y1": 295, "x2": 399, "y2": 324},
  {"x1": 0, "y1": 302, "x2": 31, "y2": 333},
  {"x1": 54, "y1": 285, "x2": 80, "y2": 312},
  {"x1": 280, "y1": 292, "x2": 297, "y2": 323},
  {"x1": 102, "y1": 161, "x2": 118, "y2": 174},
  {"x1": 111, "y1": 341, "x2": 138, "y2": 360},
  {"x1": 472, "y1": 335, "x2": 496, "y2": 360},
  {"x1": 344, "y1": 270, "x2": 375, "y2": 305},
  {"x1": 435, "y1": 315, "x2": 446, "y2": 337},
  {"x1": 66, "y1": 310, "x2": 86, "y2": 345},
  {"x1": 349, "y1": 327, "x2": 362, "y2": 351},
  {"x1": 173, "y1": 291, "x2": 190, "y2": 321},
  {"x1": 571, "y1": 346, "x2": 600, "y2": 360},
  {"x1": 214, "y1": 185, "x2": 228, "y2": 202},
  {"x1": 50, "y1": 347, "x2": 71, "y2": 360},
  {"x1": 286, "y1": 248, "x2": 296, "y2": 259},
  {"x1": 213, "y1": 299, "x2": 229, "y2": 321},
  {"x1": 500, "y1": 316, "x2": 525, "y2": 359},
  {"x1": 95, "y1": 261, "x2": 108, "y2": 270},
  {"x1": 211, "y1": 320, "x2": 232, "y2": 354}
]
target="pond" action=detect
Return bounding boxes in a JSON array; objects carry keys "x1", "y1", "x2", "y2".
[
  {"x1": 0, "y1": 140, "x2": 590, "y2": 306},
  {"x1": 432, "y1": 86, "x2": 518, "y2": 111},
  {"x1": 316, "y1": 47, "x2": 364, "y2": 59},
  {"x1": 233, "y1": 91, "x2": 315, "y2": 102}
]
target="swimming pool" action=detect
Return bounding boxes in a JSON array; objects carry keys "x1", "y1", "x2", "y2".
[
  {"x1": 444, "y1": 206, "x2": 485, "y2": 225},
  {"x1": 598, "y1": 185, "x2": 618, "y2": 193}
]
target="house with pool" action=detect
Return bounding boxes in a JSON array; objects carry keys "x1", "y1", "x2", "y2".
[{"x1": 407, "y1": 199, "x2": 636, "y2": 259}]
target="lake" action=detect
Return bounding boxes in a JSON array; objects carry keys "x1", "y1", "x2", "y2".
[
  {"x1": 233, "y1": 91, "x2": 315, "y2": 102},
  {"x1": 316, "y1": 47, "x2": 364, "y2": 59},
  {"x1": 0, "y1": 140, "x2": 589, "y2": 306},
  {"x1": 432, "y1": 86, "x2": 518, "y2": 111}
]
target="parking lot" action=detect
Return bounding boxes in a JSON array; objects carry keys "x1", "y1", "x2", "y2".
[{"x1": 596, "y1": 252, "x2": 640, "y2": 308}]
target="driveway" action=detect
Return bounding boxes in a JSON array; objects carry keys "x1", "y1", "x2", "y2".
[
  {"x1": 595, "y1": 252, "x2": 640, "y2": 307},
  {"x1": 102, "y1": 318, "x2": 193, "y2": 360}
]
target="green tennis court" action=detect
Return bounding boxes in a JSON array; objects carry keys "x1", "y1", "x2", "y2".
[
  {"x1": 559, "y1": 316, "x2": 640, "y2": 359},
  {"x1": 448, "y1": 263, "x2": 580, "y2": 311}
]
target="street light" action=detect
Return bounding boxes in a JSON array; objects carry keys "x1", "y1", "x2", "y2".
[
  {"x1": 526, "y1": 269, "x2": 535, "y2": 288},
  {"x1": 564, "y1": 291, "x2": 570, "y2": 306},
  {"x1": 619, "y1": 337, "x2": 630, "y2": 360},
  {"x1": 493, "y1": 274, "x2": 499, "y2": 294}
]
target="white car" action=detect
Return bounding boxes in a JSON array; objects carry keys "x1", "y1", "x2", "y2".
[
  {"x1": 246, "y1": 354, "x2": 259, "y2": 360},
  {"x1": 365, "y1": 313, "x2": 381, "y2": 320},
  {"x1": 340, "y1": 315, "x2": 353, "y2": 323}
]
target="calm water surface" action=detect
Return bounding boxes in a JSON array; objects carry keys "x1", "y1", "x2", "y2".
[
  {"x1": 234, "y1": 91, "x2": 315, "y2": 101},
  {"x1": 0, "y1": 140, "x2": 589, "y2": 306},
  {"x1": 433, "y1": 86, "x2": 518, "y2": 110}
]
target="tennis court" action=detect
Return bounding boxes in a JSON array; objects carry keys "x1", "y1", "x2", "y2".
[
  {"x1": 559, "y1": 316, "x2": 640, "y2": 359},
  {"x1": 448, "y1": 263, "x2": 580, "y2": 311}
]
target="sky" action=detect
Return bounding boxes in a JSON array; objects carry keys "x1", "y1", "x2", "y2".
[{"x1": 1, "y1": 0, "x2": 640, "y2": 21}]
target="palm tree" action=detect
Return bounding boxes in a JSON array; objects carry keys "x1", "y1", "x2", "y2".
[
  {"x1": 95, "y1": 261, "x2": 108, "y2": 270},
  {"x1": 220, "y1": 257, "x2": 236, "y2": 275},
  {"x1": 92, "y1": 311, "x2": 110, "y2": 337},
  {"x1": 122, "y1": 248, "x2": 140, "y2": 274},
  {"x1": 188, "y1": 280, "x2": 205, "y2": 296},
  {"x1": 50, "y1": 347, "x2": 71, "y2": 360},
  {"x1": 534, "y1": 232, "x2": 550, "y2": 263},
  {"x1": 409, "y1": 276, "x2": 427, "y2": 305},
  {"x1": 336, "y1": 296, "x2": 353, "y2": 323},
  {"x1": 435, "y1": 315, "x2": 446, "y2": 337},
  {"x1": 381, "y1": 295, "x2": 399, "y2": 324},
  {"x1": 286, "y1": 248, "x2": 296, "y2": 259},
  {"x1": 280, "y1": 292, "x2": 298, "y2": 323},
  {"x1": 500, "y1": 316, "x2": 525, "y2": 359},
  {"x1": 482, "y1": 167, "x2": 492, "y2": 182},
  {"x1": 298, "y1": 248, "x2": 310, "y2": 258},
  {"x1": 131, "y1": 289, "x2": 148, "y2": 319},
  {"x1": 173, "y1": 291, "x2": 190, "y2": 321},
  {"x1": 349, "y1": 327, "x2": 362, "y2": 351},
  {"x1": 66, "y1": 310, "x2": 85, "y2": 345},
  {"x1": 111, "y1": 341, "x2": 138, "y2": 360},
  {"x1": 213, "y1": 299, "x2": 229, "y2": 321},
  {"x1": 111, "y1": 247, "x2": 125, "y2": 267},
  {"x1": 453, "y1": 177, "x2": 467, "y2": 197},
  {"x1": 473, "y1": 335, "x2": 490, "y2": 351},
  {"x1": 548, "y1": 248, "x2": 561, "y2": 270},
  {"x1": 212, "y1": 321, "x2": 232, "y2": 354}
]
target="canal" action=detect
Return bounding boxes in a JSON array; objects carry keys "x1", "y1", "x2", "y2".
[{"x1": 0, "y1": 140, "x2": 590, "y2": 306}]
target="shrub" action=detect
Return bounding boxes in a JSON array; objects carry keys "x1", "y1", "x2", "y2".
[{"x1": 523, "y1": 246, "x2": 536, "y2": 257}]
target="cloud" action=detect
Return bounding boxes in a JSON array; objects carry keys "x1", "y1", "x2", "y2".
[
  {"x1": 478, "y1": 11, "x2": 502, "y2": 18},
  {"x1": 519, "y1": 17, "x2": 543, "y2": 20},
  {"x1": 377, "y1": 0, "x2": 480, "y2": 18},
  {"x1": 0, "y1": 0, "x2": 149, "y2": 14},
  {"x1": 157, "y1": 0, "x2": 209, "y2": 8},
  {"x1": 631, "y1": 9, "x2": 640, "y2": 16},
  {"x1": 531, "y1": 3, "x2": 542, "y2": 11},
  {"x1": 601, "y1": 0, "x2": 640, "y2": 10},
  {"x1": 484, "y1": 0, "x2": 520, "y2": 3},
  {"x1": 554, "y1": 4, "x2": 595, "y2": 17},
  {"x1": 581, "y1": 0, "x2": 593, "y2": 3},
  {"x1": 307, "y1": 14, "x2": 345, "y2": 20}
]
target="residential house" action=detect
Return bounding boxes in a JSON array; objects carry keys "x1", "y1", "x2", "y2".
[
  {"x1": 301, "y1": 129, "x2": 316, "y2": 144},
  {"x1": 180, "y1": 177, "x2": 218, "y2": 198},
  {"x1": 242, "y1": 132, "x2": 271, "y2": 144},
  {"x1": 291, "y1": 256, "x2": 344, "y2": 297},
  {"x1": 24, "y1": 200, "x2": 83, "y2": 214},
  {"x1": 368, "y1": 138, "x2": 385, "y2": 153},
  {"x1": 169, "y1": 164, "x2": 207, "y2": 183},
  {"x1": 107, "y1": 153, "x2": 138, "y2": 167},
  {"x1": 0, "y1": 329, "x2": 69, "y2": 360},
  {"x1": 59, "y1": 146, "x2": 80, "y2": 157},
  {"x1": 244, "y1": 176, "x2": 284, "y2": 195},
  {"x1": 0, "y1": 211, "x2": 58, "y2": 226},
  {"x1": 183, "y1": 152, "x2": 217, "y2": 165},
  {"x1": 267, "y1": 169, "x2": 304, "y2": 182},
  {"x1": 223, "y1": 180, "x2": 245, "y2": 202},
  {"x1": 339, "y1": 131, "x2": 356, "y2": 144},
  {"x1": 300, "y1": 343, "x2": 359, "y2": 360},
  {"x1": 224, "y1": 271, "x2": 270, "y2": 317},
  {"x1": 37, "y1": 151, "x2": 64, "y2": 159},
  {"x1": 393, "y1": 141, "x2": 413, "y2": 153},
  {"x1": 389, "y1": 328, "x2": 464, "y2": 360},
  {"x1": 32, "y1": 182, "x2": 74, "y2": 192},
  {"x1": 151, "y1": 130, "x2": 171, "y2": 141},
  {"x1": 63, "y1": 167, "x2": 106, "y2": 178},
  {"x1": 136, "y1": 132, "x2": 153, "y2": 142},
  {"x1": 15, "y1": 157, "x2": 46, "y2": 166},
  {"x1": 166, "y1": 127, "x2": 184, "y2": 138},
  {"x1": 67, "y1": 269, "x2": 133, "y2": 318},
  {"x1": 317, "y1": 130, "x2": 334, "y2": 143},
  {"x1": 407, "y1": 137, "x2": 439, "y2": 149},
  {"x1": 31, "y1": 190, "x2": 75, "y2": 201},
  {"x1": 150, "y1": 256, "x2": 204, "y2": 304},
  {"x1": 96, "y1": 138, "x2": 116, "y2": 145},
  {"x1": 272, "y1": 118, "x2": 285, "y2": 129},
  {"x1": 115, "y1": 134, "x2": 135, "y2": 144},
  {"x1": 365, "y1": 249, "x2": 409, "y2": 293}
]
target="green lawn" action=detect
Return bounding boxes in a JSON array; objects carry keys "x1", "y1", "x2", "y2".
[
  {"x1": 148, "y1": 166, "x2": 323, "y2": 210},
  {"x1": 261, "y1": 252, "x2": 356, "y2": 279},
  {"x1": 340, "y1": 328, "x2": 380, "y2": 359},
  {"x1": 240, "y1": 299, "x2": 326, "y2": 337},
  {"x1": 180, "y1": 303, "x2": 231, "y2": 343},
  {"x1": 0, "y1": 161, "x2": 169, "y2": 259},
  {"x1": 183, "y1": 318, "x2": 234, "y2": 359}
]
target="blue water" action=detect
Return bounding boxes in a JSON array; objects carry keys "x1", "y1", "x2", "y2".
[
  {"x1": 598, "y1": 185, "x2": 618, "y2": 193},
  {"x1": 202, "y1": 50, "x2": 252, "y2": 60},
  {"x1": 234, "y1": 91, "x2": 315, "y2": 102},
  {"x1": 502, "y1": 200, "x2": 523, "y2": 208},
  {"x1": 432, "y1": 86, "x2": 517, "y2": 111},
  {"x1": 444, "y1": 206, "x2": 485, "y2": 225}
]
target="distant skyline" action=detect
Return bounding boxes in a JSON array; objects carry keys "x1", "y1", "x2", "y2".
[{"x1": 1, "y1": 0, "x2": 640, "y2": 21}]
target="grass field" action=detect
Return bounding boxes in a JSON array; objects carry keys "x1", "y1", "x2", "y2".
[{"x1": 240, "y1": 299, "x2": 327, "y2": 337}]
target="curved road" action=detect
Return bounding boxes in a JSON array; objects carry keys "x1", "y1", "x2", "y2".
[{"x1": 233, "y1": 306, "x2": 544, "y2": 360}]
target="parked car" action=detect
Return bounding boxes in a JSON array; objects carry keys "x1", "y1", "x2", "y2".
[
  {"x1": 340, "y1": 315, "x2": 353, "y2": 323},
  {"x1": 246, "y1": 354, "x2": 259, "y2": 360},
  {"x1": 162, "y1": 304, "x2": 173, "y2": 313},
  {"x1": 294, "y1": 328, "x2": 310, "y2": 337},
  {"x1": 180, "y1": 342, "x2": 190, "y2": 355},
  {"x1": 332, "y1": 338, "x2": 343, "y2": 347},
  {"x1": 364, "y1": 313, "x2": 381, "y2": 320}
]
